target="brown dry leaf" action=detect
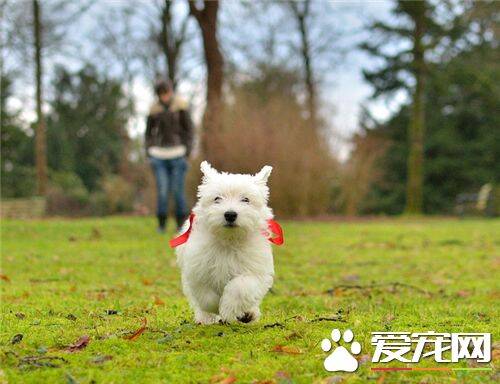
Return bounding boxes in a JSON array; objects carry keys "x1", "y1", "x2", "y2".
[
  {"x1": 332, "y1": 288, "x2": 344, "y2": 297},
  {"x1": 275, "y1": 371, "x2": 291, "y2": 380},
  {"x1": 271, "y1": 345, "x2": 302, "y2": 354},
  {"x1": 457, "y1": 290, "x2": 471, "y2": 298},
  {"x1": 0, "y1": 274, "x2": 11, "y2": 282},
  {"x1": 125, "y1": 318, "x2": 147, "y2": 341},
  {"x1": 209, "y1": 374, "x2": 225, "y2": 383},
  {"x1": 154, "y1": 296, "x2": 165, "y2": 306},
  {"x1": 376, "y1": 373, "x2": 386, "y2": 384},
  {"x1": 384, "y1": 314, "x2": 395, "y2": 322},
  {"x1": 65, "y1": 335, "x2": 90, "y2": 352},
  {"x1": 220, "y1": 377, "x2": 236, "y2": 384},
  {"x1": 357, "y1": 354, "x2": 371, "y2": 365},
  {"x1": 96, "y1": 292, "x2": 106, "y2": 300},
  {"x1": 492, "y1": 348, "x2": 500, "y2": 361},
  {"x1": 142, "y1": 279, "x2": 153, "y2": 286},
  {"x1": 210, "y1": 375, "x2": 236, "y2": 384}
]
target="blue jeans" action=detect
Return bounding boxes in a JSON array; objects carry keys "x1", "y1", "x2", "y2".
[{"x1": 149, "y1": 156, "x2": 189, "y2": 219}]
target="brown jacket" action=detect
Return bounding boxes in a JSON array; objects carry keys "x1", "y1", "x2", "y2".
[{"x1": 145, "y1": 97, "x2": 194, "y2": 156}]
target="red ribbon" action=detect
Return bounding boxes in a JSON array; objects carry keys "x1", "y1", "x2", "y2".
[
  {"x1": 267, "y1": 219, "x2": 284, "y2": 245},
  {"x1": 169, "y1": 213, "x2": 195, "y2": 248},
  {"x1": 169, "y1": 213, "x2": 284, "y2": 248}
]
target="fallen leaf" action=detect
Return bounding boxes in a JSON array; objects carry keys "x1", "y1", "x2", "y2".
[
  {"x1": 15, "y1": 312, "x2": 25, "y2": 319},
  {"x1": 142, "y1": 279, "x2": 153, "y2": 286},
  {"x1": 492, "y1": 348, "x2": 500, "y2": 361},
  {"x1": 210, "y1": 374, "x2": 237, "y2": 384},
  {"x1": 125, "y1": 318, "x2": 147, "y2": 341},
  {"x1": 384, "y1": 314, "x2": 395, "y2": 322},
  {"x1": 271, "y1": 345, "x2": 302, "y2": 354},
  {"x1": 11, "y1": 334, "x2": 23, "y2": 344},
  {"x1": 275, "y1": 371, "x2": 292, "y2": 384},
  {"x1": 357, "y1": 354, "x2": 371, "y2": 365},
  {"x1": 96, "y1": 292, "x2": 106, "y2": 300},
  {"x1": 154, "y1": 296, "x2": 165, "y2": 305},
  {"x1": 376, "y1": 373, "x2": 386, "y2": 384},
  {"x1": 0, "y1": 274, "x2": 11, "y2": 282},
  {"x1": 68, "y1": 236, "x2": 77, "y2": 242},
  {"x1": 65, "y1": 335, "x2": 90, "y2": 352}
]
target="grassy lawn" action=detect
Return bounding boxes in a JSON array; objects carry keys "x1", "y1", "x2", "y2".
[{"x1": 1, "y1": 217, "x2": 498, "y2": 383}]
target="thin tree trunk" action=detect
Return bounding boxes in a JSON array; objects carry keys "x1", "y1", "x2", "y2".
[
  {"x1": 188, "y1": 0, "x2": 224, "y2": 160},
  {"x1": 405, "y1": 4, "x2": 426, "y2": 214},
  {"x1": 161, "y1": 0, "x2": 177, "y2": 88},
  {"x1": 289, "y1": 0, "x2": 317, "y2": 129},
  {"x1": 296, "y1": 1, "x2": 317, "y2": 129},
  {"x1": 33, "y1": 0, "x2": 47, "y2": 196}
]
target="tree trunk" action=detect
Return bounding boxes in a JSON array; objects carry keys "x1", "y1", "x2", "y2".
[
  {"x1": 161, "y1": 0, "x2": 177, "y2": 88},
  {"x1": 33, "y1": 0, "x2": 47, "y2": 196},
  {"x1": 188, "y1": 0, "x2": 224, "y2": 161},
  {"x1": 294, "y1": 0, "x2": 318, "y2": 129},
  {"x1": 405, "y1": 4, "x2": 426, "y2": 214}
]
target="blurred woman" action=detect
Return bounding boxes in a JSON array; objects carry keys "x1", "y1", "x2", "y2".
[{"x1": 145, "y1": 80, "x2": 194, "y2": 233}]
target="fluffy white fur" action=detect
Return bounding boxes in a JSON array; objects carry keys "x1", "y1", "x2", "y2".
[{"x1": 176, "y1": 161, "x2": 275, "y2": 324}]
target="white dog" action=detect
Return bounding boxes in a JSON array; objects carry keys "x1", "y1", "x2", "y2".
[{"x1": 173, "y1": 161, "x2": 281, "y2": 324}]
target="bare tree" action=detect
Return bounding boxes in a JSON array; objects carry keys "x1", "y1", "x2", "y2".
[
  {"x1": 288, "y1": 0, "x2": 317, "y2": 128},
  {"x1": 159, "y1": 0, "x2": 190, "y2": 89},
  {"x1": 188, "y1": 0, "x2": 224, "y2": 159},
  {"x1": 92, "y1": 0, "x2": 198, "y2": 93}
]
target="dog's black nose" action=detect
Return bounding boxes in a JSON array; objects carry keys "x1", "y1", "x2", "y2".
[{"x1": 224, "y1": 211, "x2": 238, "y2": 223}]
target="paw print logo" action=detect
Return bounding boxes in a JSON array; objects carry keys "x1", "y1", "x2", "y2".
[{"x1": 321, "y1": 329, "x2": 361, "y2": 372}]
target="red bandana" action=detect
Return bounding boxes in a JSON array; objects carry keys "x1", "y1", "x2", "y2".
[{"x1": 169, "y1": 213, "x2": 284, "y2": 248}]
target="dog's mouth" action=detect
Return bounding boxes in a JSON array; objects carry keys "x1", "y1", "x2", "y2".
[{"x1": 223, "y1": 222, "x2": 238, "y2": 228}]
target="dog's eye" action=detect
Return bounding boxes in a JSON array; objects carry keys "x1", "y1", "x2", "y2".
[
  {"x1": 214, "y1": 196, "x2": 222, "y2": 203},
  {"x1": 241, "y1": 197, "x2": 250, "y2": 203}
]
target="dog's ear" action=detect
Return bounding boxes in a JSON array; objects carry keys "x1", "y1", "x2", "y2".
[
  {"x1": 200, "y1": 160, "x2": 218, "y2": 182},
  {"x1": 254, "y1": 165, "x2": 273, "y2": 185}
]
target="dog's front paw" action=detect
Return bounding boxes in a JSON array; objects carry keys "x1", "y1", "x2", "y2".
[
  {"x1": 195, "y1": 310, "x2": 220, "y2": 325},
  {"x1": 237, "y1": 312, "x2": 255, "y2": 323},
  {"x1": 221, "y1": 307, "x2": 260, "y2": 324}
]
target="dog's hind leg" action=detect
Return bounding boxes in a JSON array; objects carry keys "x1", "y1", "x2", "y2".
[{"x1": 219, "y1": 275, "x2": 272, "y2": 323}]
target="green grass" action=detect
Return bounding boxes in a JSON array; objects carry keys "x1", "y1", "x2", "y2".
[{"x1": 1, "y1": 217, "x2": 498, "y2": 383}]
